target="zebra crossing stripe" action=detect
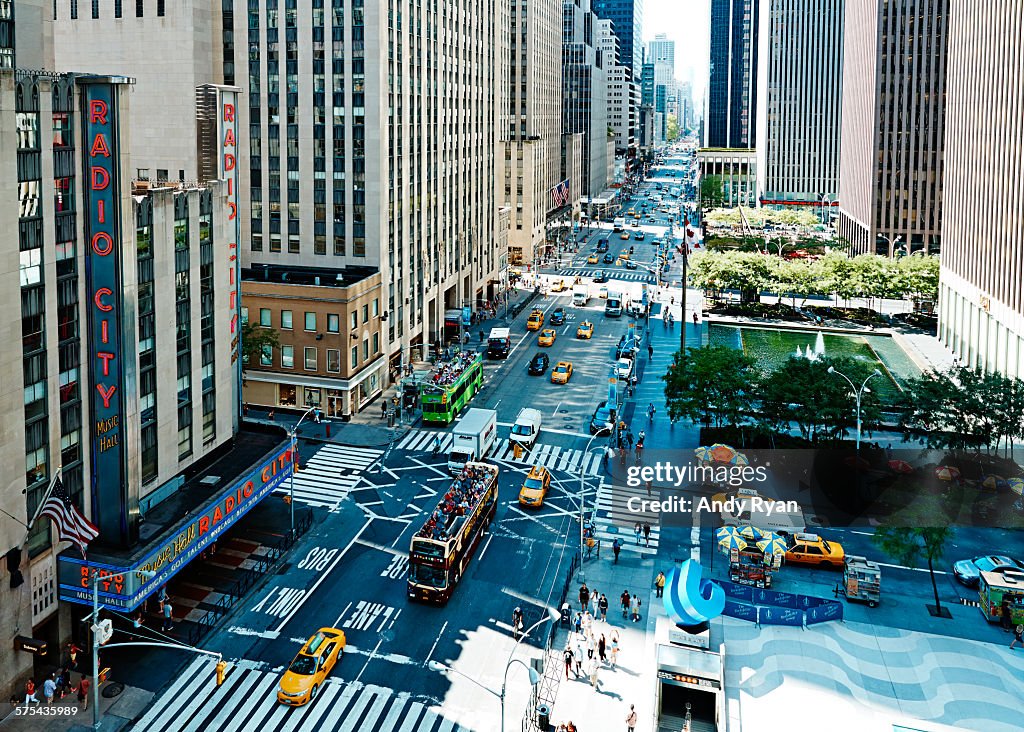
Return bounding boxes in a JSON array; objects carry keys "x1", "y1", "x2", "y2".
[
  {"x1": 335, "y1": 688, "x2": 378, "y2": 732},
  {"x1": 273, "y1": 443, "x2": 382, "y2": 508},
  {"x1": 133, "y1": 657, "x2": 211, "y2": 731},
  {"x1": 217, "y1": 671, "x2": 290, "y2": 732},
  {"x1": 313, "y1": 684, "x2": 360, "y2": 730}
]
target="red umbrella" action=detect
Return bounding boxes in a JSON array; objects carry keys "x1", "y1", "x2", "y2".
[
  {"x1": 934, "y1": 465, "x2": 961, "y2": 482},
  {"x1": 887, "y1": 459, "x2": 914, "y2": 475}
]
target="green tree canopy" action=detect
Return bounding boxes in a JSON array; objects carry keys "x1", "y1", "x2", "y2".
[
  {"x1": 663, "y1": 346, "x2": 759, "y2": 429},
  {"x1": 897, "y1": 254, "x2": 940, "y2": 302},
  {"x1": 699, "y1": 176, "x2": 725, "y2": 211},
  {"x1": 241, "y1": 320, "x2": 280, "y2": 368},
  {"x1": 872, "y1": 526, "x2": 953, "y2": 615}
]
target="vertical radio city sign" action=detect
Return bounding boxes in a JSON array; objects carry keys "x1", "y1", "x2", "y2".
[
  {"x1": 81, "y1": 81, "x2": 130, "y2": 545},
  {"x1": 219, "y1": 89, "x2": 240, "y2": 363}
]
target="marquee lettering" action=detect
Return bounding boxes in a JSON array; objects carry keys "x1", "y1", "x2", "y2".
[{"x1": 94, "y1": 288, "x2": 113, "y2": 311}]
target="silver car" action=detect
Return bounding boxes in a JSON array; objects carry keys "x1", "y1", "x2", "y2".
[{"x1": 952, "y1": 555, "x2": 1022, "y2": 587}]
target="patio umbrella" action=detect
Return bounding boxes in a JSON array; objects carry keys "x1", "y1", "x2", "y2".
[
  {"x1": 934, "y1": 465, "x2": 961, "y2": 482},
  {"x1": 1008, "y1": 477, "x2": 1024, "y2": 497},
  {"x1": 715, "y1": 526, "x2": 742, "y2": 541},
  {"x1": 887, "y1": 459, "x2": 914, "y2": 474},
  {"x1": 718, "y1": 535, "x2": 748, "y2": 552},
  {"x1": 980, "y1": 475, "x2": 1008, "y2": 492},
  {"x1": 709, "y1": 444, "x2": 739, "y2": 463},
  {"x1": 728, "y1": 452, "x2": 750, "y2": 467},
  {"x1": 757, "y1": 536, "x2": 788, "y2": 555},
  {"x1": 694, "y1": 446, "x2": 714, "y2": 463},
  {"x1": 738, "y1": 525, "x2": 763, "y2": 540}
]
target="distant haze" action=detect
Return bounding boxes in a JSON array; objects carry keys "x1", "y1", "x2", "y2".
[{"x1": 643, "y1": 0, "x2": 709, "y2": 107}]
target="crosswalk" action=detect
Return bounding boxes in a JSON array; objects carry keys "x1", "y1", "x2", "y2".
[
  {"x1": 274, "y1": 443, "x2": 383, "y2": 509},
  {"x1": 592, "y1": 482, "x2": 660, "y2": 556},
  {"x1": 553, "y1": 267, "x2": 655, "y2": 283},
  {"x1": 395, "y1": 429, "x2": 603, "y2": 476},
  {"x1": 132, "y1": 657, "x2": 471, "y2": 732}
]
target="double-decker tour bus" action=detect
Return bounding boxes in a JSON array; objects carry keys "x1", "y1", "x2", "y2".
[
  {"x1": 407, "y1": 462, "x2": 499, "y2": 603},
  {"x1": 420, "y1": 352, "x2": 484, "y2": 425}
]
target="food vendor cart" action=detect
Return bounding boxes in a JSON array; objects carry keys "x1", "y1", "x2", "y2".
[
  {"x1": 978, "y1": 567, "x2": 1024, "y2": 625},
  {"x1": 728, "y1": 547, "x2": 778, "y2": 589},
  {"x1": 839, "y1": 555, "x2": 881, "y2": 607}
]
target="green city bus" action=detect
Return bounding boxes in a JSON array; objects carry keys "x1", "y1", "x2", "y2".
[{"x1": 420, "y1": 353, "x2": 484, "y2": 424}]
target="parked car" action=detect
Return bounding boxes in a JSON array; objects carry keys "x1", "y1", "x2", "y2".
[
  {"x1": 615, "y1": 358, "x2": 633, "y2": 380},
  {"x1": 527, "y1": 352, "x2": 550, "y2": 375},
  {"x1": 589, "y1": 401, "x2": 615, "y2": 434},
  {"x1": 952, "y1": 555, "x2": 1023, "y2": 587}
]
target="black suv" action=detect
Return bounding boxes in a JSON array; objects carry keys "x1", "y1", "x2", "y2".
[
  {"x1": 602, "y1": 253, "x2": 615, "y2": 264},
  {"x1": 592, "y1": 270, "x2": 609, "y2": 283},
  {"x1": 528, "y1": 352, "x2": 550, "y2": 375},
  {"x1": 596, "y1": 239, "x2": 610, "y2": 253},
  {"x1": 550, "y1": 307, "x2": 566, "y2": 325}
]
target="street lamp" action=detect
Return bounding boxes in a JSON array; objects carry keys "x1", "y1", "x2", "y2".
[
  {"x1": 428, "y1": 606, "x2": 558, "y2": 732},
  {"x1": 827, "y1": 366, "x2": 881, "y2": 452},
  {"x1": 288, "y1": 405, "x2": 321, "y2": 533},
  {"x1": 580, "y1": 426, "x2": 612, "y2": 580},
  {"x1": 90, "y1": 569, "x2": 155, "y2": 730},
  {"x1": 880, "y1": 233, "x2": 902, "y2": 258}
]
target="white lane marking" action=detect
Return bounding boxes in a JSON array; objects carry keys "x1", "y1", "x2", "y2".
[
  {"x1": 424, "y1": 620, "x2": 448, "y2": 669},
  {"x1": 876, "y1": 562, "x2": 949, "y2": 575},
  {"x1": 273, "y1": 518, "x2": 371, "y2": 633},
  {"x1": 478, "y1": 533, "x2": 494, "y2": 561}
]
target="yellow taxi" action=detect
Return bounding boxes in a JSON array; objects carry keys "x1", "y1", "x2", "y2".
[
  {"x1": 784, "y1": 532, "x2": 845, "y2": 568},
  {"x1": 519, "y1": 466, "x2": 551, "y2": 507},
  {"x1": 277, "y1": 628, "x2": 346, "y2": 705},
  {"x1": 618, "y1": 250, "x2": 631, "y2": 260},
  {"x1": 628, "y1": 208, "x2": 637, "y2": 217},
  {"x1": 576, "y1": 321, "x2": 594, "y2": 339},
  {"x1": 526, "y1": 310, "x2": 544, "y2": 331},
  {"x1": 587, "y1": 253, "x2": 599, "y2": 264},
  {"x1": 538, "y1": 329, "x2": 557, "y2": 347},
  {"x1": 551, "y1": 280, "x2": 567, "y2": 292},
  {"x1": 551, "y1": 361, "x2": 574, "y2": 384},
  {"x1": 620, "y1": 232, "x2": 630, "y2": 240},
  {"x1": 598, "y1": 286, "x2": 609, "y2": 299}
]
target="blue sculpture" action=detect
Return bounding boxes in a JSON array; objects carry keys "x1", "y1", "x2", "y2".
[{"x1": 663, "y1": 559, "x2": 725, "y2": 626}]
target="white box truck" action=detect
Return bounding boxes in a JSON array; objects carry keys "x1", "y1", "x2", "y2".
[
  {"x1": 509, "y1": 408, "x2": 543, "y2": 450},
  {"x1": 572, "y1": 284, "x2": 590, "y2": 306},
  {"x1": 448, "y1": 408, "x2": 498, "y2": 473},
  {"x1": 605, "y1": 290, "x2": 623, "y2": 317}
]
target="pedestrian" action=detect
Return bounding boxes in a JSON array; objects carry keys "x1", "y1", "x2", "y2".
[
  {"x1": 162, "y1": 600, "x2": 174, "y2": 631},
  {"x1": 563, "y1": 644, "x2": 575, "y2": 679},
  {"x1": 634, "y1": 522, "x2": 642, "y2": 545},
  {"x1": 598, "y1": 593, "x2": 609, "y2": 621},
  {"x1": 479, "y1": 330, "x2": 484, "y2": 342},
  {"x1": 133, "y1": 610, "x2": 143, "y2": 630},
  {"x1": 24, "y1": 679, "x2": 39, "y2": 705},
  {"x1": 631, "y1": 595, "x2": 642, "y2": 622},
  {"x1": 598, "y1": 633, "x2": 607, "y2": 662},
  {"x1": 313, "y1": 407, "x2": 321, "y2": 424},
  {"x1": 1012, "y1": 624, "x2": 1024, "y2": 651},
  {"x1": 586, "y1": 633, "x2": 595, "y2": 660},
  {"x1": 579, "y1": 583, "x2": 590, "y2": 612},
  {"x1": 68, "y1": 642, "x2": 82, "y2": 671},
  {"x1": 76, "y1": 675, "x2": 89, "y2": 709},
  {"x1": 588, "y1": 656, "x2": 601, "y2": 689},
  {"x1": 643, "y1": 523, "x2": 651, "y2": 547},
  {"x1": 590, "y1": 589, "x2": 600, "y2": 618},
  {"x1": 620, "y1": 590, "x2": 631, "y2": 618},
  {"x1": 610, "y1": 631, "x2": 620, "y2": 668},
  {"x1": 603, "y1": 444, "x2": 614, "y2": 468},
  {"x1": 626, "y1": 704, "x2": 638, "y2": 732},
  {"x1": 431, "y1": 434, "x2": 441, "y2": 455},
  {"x1": 655, "y1": 571, "x2": 666, "y2": 598},
  {"x1": 647, "y1": 344, "x2": 653, "y2": 359},
  {"x1": 566, "y1": 721, "x2": 578, "y2": 732},
  {"x1": 42, "y1": 674, "x2": 56, "y2": 705},
  {"x1": 612, "y1": 538, "x2": 621, "y2": 564},
  {"x1": 381, "y1": 400, "x2": 387, "y2": 419},
  {"x1": 573, "y1": 612, "x2": 582, "y2": 635},
  {"x1": 574, "y1": 634, "x2": 586, "y2": 676},
  {"x1": 581, "y1": 609, "x2": 593, "y2": 634},
  {"x1": 693, "y1": 311, "x2": 698, "y2": 326}
]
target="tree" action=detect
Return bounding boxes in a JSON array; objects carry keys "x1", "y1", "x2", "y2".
[
  {"x1": 666, "y1": 114, "x2": 680, "y2": 142},
  {"x1": 241, "y1": 320, "x2": 280, "y2": 368},
  {"x1": 756, "y1": 356, "x2": 881, "y2": 443},
  {"x1": 897, "y1": 254, "x2": 940, "y2": 305},
  {"x1": 775, "y1": 258, "x2": 822, "y2": 308},
  {"x1": 699, "y1": 175, "x2": 725, "y2": 211},
  {"x1": 872, "y1": 526, "x2": 953, "y2": 617},
  {"x1": 663, "y1": 346, "x2": 759, "y2": 429}
]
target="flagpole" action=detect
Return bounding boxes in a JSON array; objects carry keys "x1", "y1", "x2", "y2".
[{"x1": 21, "y1": 467, "x2": 63, "y2": 546}]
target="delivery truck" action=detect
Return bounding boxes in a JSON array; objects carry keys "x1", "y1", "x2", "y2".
[
  {"x1": 509, "y1": 408, "x2": 543, "y2": 450},
  {"x1": 487, "y1": 327, "x2": 511, "y2": 359},
  {"x1": 572, "y1": 284, "x2": 590, "y2": 306},
  {"x1": 605, "y1": 291, "x2": 623, "y2": 317},
  {"x1": 448, "y1": 408, "x2": 498, "y2": 473}
]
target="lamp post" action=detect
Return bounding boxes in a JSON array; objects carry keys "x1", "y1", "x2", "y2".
[
  {"x1": 288, "y1": 405, "x2": 320, "y2": 533},
  {"x1": 428, "y1": 607, "x2": 557, "y2": 732},
  {"x1": 880, "y1": 233, "x2": 902, "y2": 258},
  {"x1": 827, "y1": 366, "x2": 881, "y2": 452},
  {"x1": 581, "y1": 427, "x2": 612, "y2": 581},
  {"x1": 90, "y1": 569, "x2": 155, "y2": 730}
]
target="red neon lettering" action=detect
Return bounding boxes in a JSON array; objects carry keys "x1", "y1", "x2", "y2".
[
  {"x1": 223, "y1": 103, "x2": 235, "y2": 122},
  {"x1": 94, "y1": 288, "x2": 113, "y2": 312},
  {"x1": 224, "y1": 495, "x2": 235, "y2": 513},
  {"x1": 229, "y1": 291, "x2": 237, "y2": 309},
  {"x1": 91, "y1": 166, "x2": 110, "y2": 190},
  {"x1": 92, "y1": 232, "x2": 114, "y2": 256},
  {"x1": 101, "y1": 320, "x2": 109, "y2": 343},
  {"x1": 212, "y1": 506, "x2": 223, "y2": 525},
  {"x1": 224, "y1": 153, "x2": 236, "y2": 172},
  {"x1": 90, "y1": 133, "x2": 111, "y2": 158},
  {"x1": 227, "y1": 201, "x2": 236, "y2": 221},
  {"x1": 242, "y1": 481, "x2": 254, "y2": 498},
  {"x1": 89, "y1": 99, "x2": 108, "y2": 124},
  {"x1": 230, "y1": 314, "x2": 238, "y2": 334},
  {"x1": 97, "y1": 352, "x2": 115, "y2": 376},
  {"x1": 261, "y1": 466, "x2": 271, "y2": 483},
  {"x1": 96, "y1": 383, "x2": 117, "y2": 408},
  {"x1": 198, "y1": 516, "x2": 210, "y2": 535},
  {"x1": 223, "y1": 128, "x2": 236, "y2": 147},
  {"x1": 97, "y1": 199, "x2": 105, "y2": 223}
]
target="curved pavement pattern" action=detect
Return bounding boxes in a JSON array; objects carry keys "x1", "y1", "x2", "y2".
[{"x1": 722, "y1": 617, "x2": 1024, "y2": 732}]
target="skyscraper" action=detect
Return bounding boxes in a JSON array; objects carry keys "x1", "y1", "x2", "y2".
[
  {"x1": 705, "y1": 0, "x2": 759, "y2": 149},
  {"x1": 937, "y1": 1, "x2": 1024, "y2": 378},
  {"x1": 590, "y1": 0, "x2": 644, "y2": 80},
  {"x1": 648, "y1": 33, "x2": 674, "y2": 69},
  {"x1": 563, "y1": 0, "x2": 610, "y2": 197},
  {"x1": 836, "y1": 0, "x2": 947, "y2": 255},
  {"x1": 755, "y1": 0, "x2": 845, "y2": 210}
]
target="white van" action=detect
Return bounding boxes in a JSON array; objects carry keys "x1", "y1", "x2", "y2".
[
  {"x1": 509, "y1": 408, "x2": 543, "y2": 450},
  {"x1": 613, "y1": 217, "x2": 626, "y2": 232}
]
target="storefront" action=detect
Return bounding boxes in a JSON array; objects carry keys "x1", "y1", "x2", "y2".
[
  {"x1": 655, "y1": 617, "x2": 725, "y2": 732},
  {"x1": 243, "y1": 356, "x2": 386, "y2": 419}
]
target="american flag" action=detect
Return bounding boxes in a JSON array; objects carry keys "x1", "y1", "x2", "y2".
[
  {"x1": 550, "y1": 179, "x2": 570, "y2": 208},
  {"x1": 39, "y1": 476, "x2": 99, "y2": 558}
]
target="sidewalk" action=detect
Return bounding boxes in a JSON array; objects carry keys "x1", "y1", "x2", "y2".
[
  {"x1": 0, "y1": 682, "x2": 153, "y2": 732},
  {"x1": 547, "y1": 548, "x2": 661, "y2": 732}
]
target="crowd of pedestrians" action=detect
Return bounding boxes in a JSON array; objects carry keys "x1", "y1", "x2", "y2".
[
  {"x1": 417, "y1": 464, "x2": 496, "y2": 540},
  {"x1": 429, "y1": 350, "x2": 479, "y2": 386}
]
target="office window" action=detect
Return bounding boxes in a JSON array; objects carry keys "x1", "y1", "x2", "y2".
[
  {"x1": 157, "y1": 0, "x2": 164, "y2": 16},
  {"x1": 350, "y1": 346, "x2": 358, "y2": 369},
  {"x1": 281, "y1": 345, "x2": 294, "y2": 368},
  {"x1": 361, "y1": 304, "x2": 369, "y2": 323},
  {"x1": 372, "y1": 298, "x2": 379, "y2": 317},
  {"x1": 260, "y1": 345, "x2": 273, "y2": 366},
  {"x1": 350, "y1": 312, "x2": 358, "y2": 330},
  {"x1": 304, "y1": 312, "x2": 316, "y2": 331},
  {"x1": 259, "y1": 308, "x2": 271, "y2": 326},
  {"x1": 241, "y1": 306, "x2": 249, "y2": 324},
  {"x1": 372, "y1": 332, "x2": 379, "y2": 353},
  {"x1": 136, "y1": 0, "x2": 143, "y2": 16},
  {"x1": 281, "y1": 310, "x2": 293, "y2": 329},
  {"x1": 327, "y1": 349, "x2": 340, "y2": 373},
  {"x1": 327, "y1": 314, "x2": 340, "y2": 333},
  {"x1": 304, "y1": 347, "x2": 317, "y2": 370},
  {"x1": 362, "y1": 339, "x2": 369, "y2": 360}
]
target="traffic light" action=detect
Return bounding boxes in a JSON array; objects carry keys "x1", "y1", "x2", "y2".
[{"x1": 215, "y1": 660, "x2": 227, "y2": 686}]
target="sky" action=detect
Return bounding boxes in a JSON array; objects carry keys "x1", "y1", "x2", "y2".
[{"x1": 642, "y1": 0, "x2": 710, "y2": 103}]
